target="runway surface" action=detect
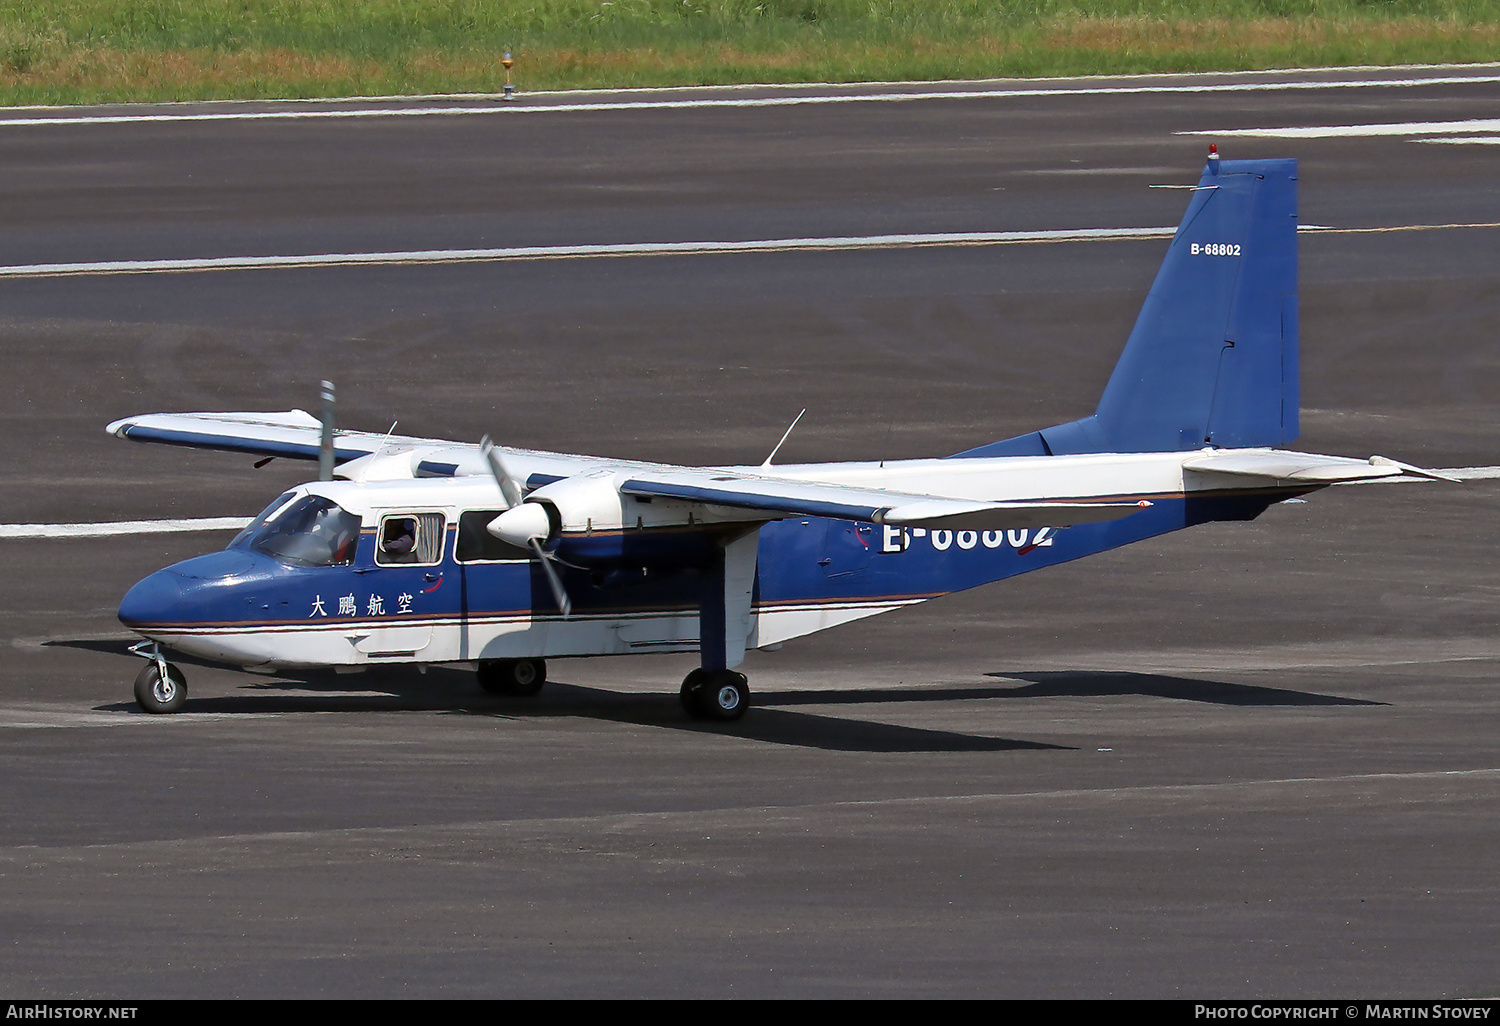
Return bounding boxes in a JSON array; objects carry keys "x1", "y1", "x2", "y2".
[{"x1": 1, "y1": 66, "x2": 1497, "y2": 998}]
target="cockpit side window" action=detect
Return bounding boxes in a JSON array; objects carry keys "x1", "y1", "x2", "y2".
[
  {"x1": 245, "y1": 495, "x2": 362, "y2": 568},
  {"x1": 376, "y1": 512, "x2": 446, "y2": 566}
]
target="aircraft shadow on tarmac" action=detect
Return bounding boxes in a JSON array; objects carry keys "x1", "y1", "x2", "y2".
[
  {"x1": 55, "y1": 640, "x2": 1379, "y2": 744},
  {"x1": 982, "y1": 670, "x2": 1385, "y2": 707},
  {"x1": 57, "y1": 640, "x2": 1066, "y2": 753}
]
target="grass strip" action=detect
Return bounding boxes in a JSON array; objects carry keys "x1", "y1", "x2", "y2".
[{"x1": 0, "y1": 1, "x2": 1497, "y2": 104}]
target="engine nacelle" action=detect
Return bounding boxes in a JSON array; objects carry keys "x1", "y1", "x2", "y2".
[
  {"x1": 488, "y1": 470, "x2": 761, "y2": 569},
  {"x1": 487, "y1": 471, "x2": 627, "y2": 561}
]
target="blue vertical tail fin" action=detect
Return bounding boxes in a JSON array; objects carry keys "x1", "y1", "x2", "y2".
[{"x1": 956, "y1": 154, "x2": 1299, "y2": 457}]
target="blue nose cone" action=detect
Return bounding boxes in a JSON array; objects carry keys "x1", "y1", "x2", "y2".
[
  {"x1": 118, "y1": 569, "x2": 189, "y2": 629},
  {"x1": 119, "y1": 550, "x2": 274, "y2": 630}
]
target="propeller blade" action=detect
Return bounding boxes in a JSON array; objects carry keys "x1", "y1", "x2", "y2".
[
  {"x1": 318, "y1": 380, "x2": 336, "y2": 482},
  {"x1": 529, "y1": 538, "x2": 572, "y2": 617},
  {"x1": 479, "y1": 435, "x2": 524, "y2": 508},
  {"x1": 480, "y1": 437, "x2": 568, "y2": 615}
]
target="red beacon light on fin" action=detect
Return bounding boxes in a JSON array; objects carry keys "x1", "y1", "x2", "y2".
[{"x1": 1206, "y1": 143, "x2": 1221, "y2": 174}]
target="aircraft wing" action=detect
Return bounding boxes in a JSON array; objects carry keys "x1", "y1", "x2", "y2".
[
  {"x1": 107, "y1": 410, "x2": 1150, "y2": 529},
  {"x1": 618, "y1": 469, "x2": 1149, "y2": 529},
  {"x1": 104, "y1": 410, "x2": 444, "y2": 462}
]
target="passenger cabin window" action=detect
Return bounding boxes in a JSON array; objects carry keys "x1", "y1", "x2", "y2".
[
  {"x1": 243, "y1": 495, "x2": 361, "y2": 568},
  {"x1": 377, "y1": 512, "x2": 446, "y2": 565},
  {"x1": 455, "y1": 510, "x2": 531, "y2": 562}
]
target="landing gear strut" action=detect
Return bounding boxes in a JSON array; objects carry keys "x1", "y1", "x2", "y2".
[
  {"x1": 680, "y1": 529, "x2": 758, "y2": 722},
  {"x1": 680, "y1": 668, "x2": 750, "y2": 721},
  {"x1": 129, "y1": 641, "x2": 186, "y2": 714},
  {"x1": 477, "y1": 658, "x2": 547, "y2": 696}
]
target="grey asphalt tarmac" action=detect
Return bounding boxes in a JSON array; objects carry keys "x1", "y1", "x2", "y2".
[{"x1": 1, "y1": 67, "x2": 1497, "y2": 999}]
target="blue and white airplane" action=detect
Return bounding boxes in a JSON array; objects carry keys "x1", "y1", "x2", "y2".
[{"x1": 108, "y1": 152, "x2": 1466, "y2": 720}]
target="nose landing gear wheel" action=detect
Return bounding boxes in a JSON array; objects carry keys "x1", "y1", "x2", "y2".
[
  {"x1": 477, "y1": 658, "x2": 547, "y2": 696},
  {"x1": 680, "y1": 668, "x2": 749, "y2": 721},
  {"x1": 133, "y1": 661, "x2": 187, "y2": 714}
]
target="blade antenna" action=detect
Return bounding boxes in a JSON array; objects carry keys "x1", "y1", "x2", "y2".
[
  {"x1": 761, "y1": 409, "x2": 806, "y2": 469},
  {"x1": 367, "y1": 421, "x2": 399, "y2": 463}
]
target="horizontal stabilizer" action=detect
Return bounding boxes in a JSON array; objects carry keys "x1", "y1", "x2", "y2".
[
  {"x1": 1182, "y1": 450, "x2": 1452, "y2": 484},
  {"x1": 1366, "y1": 456, "x2": 1462, "y2": 484}
]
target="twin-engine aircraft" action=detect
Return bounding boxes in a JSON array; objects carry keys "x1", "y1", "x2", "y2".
[{"x1": 110, "y1": 153, "x2": 1467, "y2": 720}]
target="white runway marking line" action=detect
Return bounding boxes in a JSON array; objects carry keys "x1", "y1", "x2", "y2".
[
  {"x1": 2, "y1": 72, "x2": 1500, "y2": 127},
  {"x1": 0, "y1": 705, "x2": 238, "y2": 728},
  {"x1": 1184, "y1": 118, "x2": 1500, "y2": 140},
  {"x1": 0, "y1": 228, "x2": 1181, "y2": 278},
  {"x1": 1299, "y1": 222, "x2": 1500, "y2": 235},
  {"x1": 837, "y1": 767, "x2": 1500, "y2": 808},
  {"x1": 0, "y1": 517, "x2": 250, "y2": 538},
  {"x1": 2, "y1": 221, "x2": 1498, "y2": 280}
]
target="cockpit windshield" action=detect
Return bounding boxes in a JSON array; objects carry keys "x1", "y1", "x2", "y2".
[
  {"x1": 234, "y1": 494, "x2": 362, "y2": 567},
  {"x1": 228, "y1": 491, "x2": 297, "y2": 550}
]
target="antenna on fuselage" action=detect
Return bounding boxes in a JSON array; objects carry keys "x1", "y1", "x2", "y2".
[
  {"x1": 761, "y1": 409, "x2": 806, "y2": 468},
  {"x1": 318, "y1": 380, "x2": 336, "y2": 481},
  {"x1": 367, "y1": 421, "x2": 399, "y2": 464}
]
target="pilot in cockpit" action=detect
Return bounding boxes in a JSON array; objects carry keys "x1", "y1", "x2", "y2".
[{"x1": 380, "y1": 517, "x2": 419, "y2": 563}]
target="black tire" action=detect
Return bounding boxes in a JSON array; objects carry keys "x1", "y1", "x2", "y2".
[
  {"x1": 133, "y1": 661, "x2": 186, "y2": 714},
  {"x1": 508, "y1": 658, "x2": 546, "y2": 696},
  {"x1": 682, "y1": 669, "x2": 749, "y2": 722},
  {"x1": 477, "y1": 658, "x2": 547, "y2": 696},
  {"x1": 679, "y1": 668, "x2": 711, "y2": 715}
]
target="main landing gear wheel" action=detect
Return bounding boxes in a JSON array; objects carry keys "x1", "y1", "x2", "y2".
[
  {"x1": 477, "y1": 658, "x2": 547, "y2": 697},
  {"x1": 133, "y1": 661, "x2": 186, "y2": 714},
  {"x1": 680, "y1": 668, "x2": 750, "y2": 722}
]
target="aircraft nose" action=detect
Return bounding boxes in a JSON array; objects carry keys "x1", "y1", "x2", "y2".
[{"x1": 118, "y1": 570, "x2": 189, "y2": 629}]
